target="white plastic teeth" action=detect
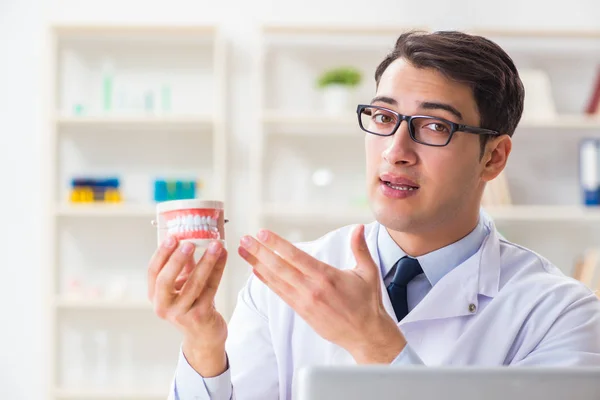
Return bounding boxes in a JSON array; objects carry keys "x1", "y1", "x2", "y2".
[{"x1": 166, "y1": 215, "x2": 219, "y2": 234}]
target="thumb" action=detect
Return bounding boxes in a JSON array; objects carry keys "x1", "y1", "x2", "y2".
[{"x1": 351, "y1": 224, "x2": 378, "y2": 280}]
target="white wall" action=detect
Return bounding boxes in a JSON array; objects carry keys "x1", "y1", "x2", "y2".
[
  {"x1": 0, "y1": 0, "x2": 45, "y2": 399},
  {"x1": 1, "y1": 0, "x2": 599, "y2": 398}
]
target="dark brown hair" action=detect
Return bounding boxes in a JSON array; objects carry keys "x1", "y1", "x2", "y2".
[{"x1": 375, "y1": 30, "x2": 525, "y2": 152}]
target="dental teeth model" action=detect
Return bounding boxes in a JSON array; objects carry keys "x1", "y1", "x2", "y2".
[{"x1": 155, "y1": 199, "x2": 226, "y2": 255}]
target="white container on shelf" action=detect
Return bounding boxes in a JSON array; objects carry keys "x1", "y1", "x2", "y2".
[
  {"x1": 116, "y1": 332, "x2": 135, "y2": 389},
  {"x1": 60, "y1": 326, "x2": 86, "y2": 388},
  {"x1": 91, "y1": 330, "x2": 110, "y2": 388},
  {"x1": 519, "y1": 69, "x2": 557, "y2": 121},
  {"x1": 60, "y1": 49, "x2": 88, "y2": 116},
  {"x1": 321, "y1": 84, "x2": 354, "y2": 115}
]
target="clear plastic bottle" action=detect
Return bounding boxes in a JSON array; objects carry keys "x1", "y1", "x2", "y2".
[{"x1": 101, "y1": 59, "x2": 115, "y2": 114}]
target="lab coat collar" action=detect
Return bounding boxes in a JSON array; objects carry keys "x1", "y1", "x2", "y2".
[{"x1": 358, "y1": 210, "x2": 501, "y2": 325}]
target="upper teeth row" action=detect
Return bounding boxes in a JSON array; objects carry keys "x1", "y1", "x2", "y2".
[
  {"x1": 167, "y1": 215, "x2": 218, "y2": 228},
  {"x1": 168, "y1": 225, "x2": 218, "y2": 234},
  {"x1": 388, "y1": 183, "x2": 416, "y2": 191}
]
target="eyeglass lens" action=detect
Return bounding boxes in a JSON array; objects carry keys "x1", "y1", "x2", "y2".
[{"x1": 359, "y1": 106, "x2": 453, "y2": 146}]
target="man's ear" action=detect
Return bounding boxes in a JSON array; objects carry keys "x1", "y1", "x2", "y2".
[{"x1": 481, "y1": 135, "x2": 512, "y2": 183}]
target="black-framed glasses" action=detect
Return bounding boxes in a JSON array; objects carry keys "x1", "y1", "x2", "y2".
[{"x1": 356, "y1": 104, "x2": 502, "y2": 147}]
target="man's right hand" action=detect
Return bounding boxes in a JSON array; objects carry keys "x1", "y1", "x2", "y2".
[{"x1": 148, "y1": 237, "x2": 229, "y2": 377}]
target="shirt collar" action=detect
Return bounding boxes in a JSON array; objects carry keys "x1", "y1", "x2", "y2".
[{"x1": 378, "y1": 216, "x2": 489, "y2": 287}]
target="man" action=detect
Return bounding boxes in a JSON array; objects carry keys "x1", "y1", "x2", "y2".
[{"x1": 148, "y1": 30, "x2": 600, "y2": 400}]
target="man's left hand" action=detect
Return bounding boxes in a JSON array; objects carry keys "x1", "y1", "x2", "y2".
[{"x1": 238, "y1": 224, "x2": 406, "y2": 364}]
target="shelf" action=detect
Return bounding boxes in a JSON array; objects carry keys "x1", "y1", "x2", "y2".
[
  {"x1": 261, "y1": 25, "x2": 600, "y2": 39},
  {"x1": 263, "y1": 111, "x2": 355, "y2": 125},
  {"x1": 53, "y1": 24, "x2": 218, "y2": 45},
  {"x1": 262, "y1": 111, "x2": 359, "y2": 136},
  {"x1": 262, "y1": 24, "x2": 428, "y2": 36},
  {"x1": 519, "y1": 115, "x2": 600, "y2": 129},
  {"x1": 483, "y1": 205, "x2": 600, "y2": 222},
  {"x1": 261, "y1": 203, "x2": 372, "y2": 224},
  {"x1": 56, "y1": 115, "x2": 215, "y2": 129},
  {"x1": 53, "y1": 24, "x2": 217, "y2": 36},
  {"x1": 467, "y1": 28, "x2": 600, "y2": 39},
  {"x1": 55, "y1": 298, "x2": 152, "y2": 310},
  {"x1": 55, "y1": 203, "x2": 156, "y2": 217},
  {"x1": 55, "y1": 388, "x2": 166, "y2": 399},
  {"x1": 262, "y1": 204, "x2": 600, "y2": 225}
]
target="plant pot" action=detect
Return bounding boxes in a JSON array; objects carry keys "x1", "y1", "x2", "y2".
[{"x1": 321, "y1": 84, "x2": 354, "y2": 115}]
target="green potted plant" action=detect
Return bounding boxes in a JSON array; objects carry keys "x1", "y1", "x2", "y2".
[{"x1": 317, "y1": 66, "x2": 362, "y2": 115}]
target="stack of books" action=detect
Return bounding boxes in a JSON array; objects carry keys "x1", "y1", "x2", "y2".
[
  {"x1": 585, "y1": 67, "x2": 600, "y2": 115},
  {"x1": 572, "y1": 248, "x2": 600, "y2": 296}
]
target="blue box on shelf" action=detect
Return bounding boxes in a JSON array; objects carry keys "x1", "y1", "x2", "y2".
[
  {"x1": 153, "y1": 178, "x2": 199, "y2": 202},
  {"x1": 70, "y1": 176, "x2": 121, "y2": 202}
]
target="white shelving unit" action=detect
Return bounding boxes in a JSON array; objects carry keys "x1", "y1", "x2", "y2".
[
  {"x1": 262, "y1": 203, "x2": 600, "y2": 225},
  {"x1": 43, "y1": 24, "x2": 227, "y2": 400},
  {"x1": 54, "y1": 389, "x2": 166, "y2": 400},
  {"x1": 254, "y1": 25, "x2": 403, "y2": 243},
  {"x1": 254, "y1": 24, "x2": 600, "y2": 275}
]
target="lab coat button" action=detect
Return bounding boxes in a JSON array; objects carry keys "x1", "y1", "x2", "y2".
[{"x1": 469, "y1": 303, "x2": 476, "y2": 313}]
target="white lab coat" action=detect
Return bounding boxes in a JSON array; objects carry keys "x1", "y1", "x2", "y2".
[{"x1": 172, "y1": 211, "x2": 600, "y2": 399}]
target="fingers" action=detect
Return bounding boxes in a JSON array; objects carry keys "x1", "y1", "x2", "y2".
[
  {"x1": 239, "y1": 246, "x2": 264, "y2": 282},
  {"x1": 177, "y1": 241, "x2": 226, "y2": 311},
  {"x1": 154, "y1": 241, "x2": 196, "y2": 312},
  {"x1": 173, "y1": 257, "x2": 196, "y2": 291},
  {"x1": 248, "y1": 230, "x2": 327, "y2": 279},
  {"x1": 198, "y1": 248, "x2": 228, "y2": 307},
  {"x1": 238, "y1": 241, "x2": 300, "y2": 301},
  {"x1": 148, "y1": 236, "x2": 179, "y2": 301},
  {"x1": 350, "y1": 224, "x2": 378, "y2": 280}
]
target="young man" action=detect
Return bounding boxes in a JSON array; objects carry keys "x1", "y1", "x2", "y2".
[{"x1": 148, "y1": 30, "x2": 600, "y2": 400}]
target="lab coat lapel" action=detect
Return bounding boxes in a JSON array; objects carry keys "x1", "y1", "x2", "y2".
[
  {"x1": 329, "y1": 216, "x2": 502, "y2": 365},
  {"x1": 402, "y1": 216, "x2": 501, "y2": 325},
  {"x1": 399, "y1": 223, "x2": 502, "y2": 361}
]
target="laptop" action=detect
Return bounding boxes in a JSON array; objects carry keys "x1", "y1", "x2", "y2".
[{"x1": 294, "y1": 366, "x2": 600, "y2": 400}]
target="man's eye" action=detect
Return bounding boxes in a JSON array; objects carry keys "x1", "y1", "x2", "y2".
[
  {"x1": 425, "y1": 122, "x2": 449, "y2": 132},
  {"x1": 373, "y1": 114, "x2": 393, "y2": 123}
]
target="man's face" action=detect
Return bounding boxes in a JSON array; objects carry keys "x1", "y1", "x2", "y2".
[{"x1": 365, "y1": 58, "x2": 489, "y2": 235}]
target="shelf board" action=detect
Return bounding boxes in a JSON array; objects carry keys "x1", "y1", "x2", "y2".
[
  {"x1": 483, "y1": 205, "x2": 600, "y2": 222},
  {"x1": 519, "y1": 115, "x2": 600, "y2": 129},
  {"x1": 260, "y1": 25, "x2": 600, "y2": 39},
  {"x1": 56, "y1": 203, "x2": 156, "y2": 217},
  {"x1": 56, "y1": 115, "x2": 215, "y2": 129},
  {"x1": 262, "y1": 111, "x2": 360, "y2": 136},
  {"x1": 262, "y1": 204, "x2": 600, "y2": 224},
  {"x1": 467, "y1": 28, "x2": 600, "y2": 39},
  {"x1": 263, "y1": 111, "x2": 355, "y2": 124},
  {"x1": 261, "y1": 203, "x2": 372, "y2": 224},
  {"x1": 55, "y1": 298, "x2": 152, "y2": 310},
  {"x1": 53, "y1": 24, "x2": 217, "y2": 36},
  {"x1": 55, "y1": 388, "x2": 166, "y2": 399},
  {"x1": 262, "y1": 24, "x2": 428, "y2": 36},
  {"x1": 52, "y1": 24, "x2": 218, "y2": 45}
]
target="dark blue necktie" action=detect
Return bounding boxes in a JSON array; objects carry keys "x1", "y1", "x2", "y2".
[{"x1": 387, "y1": 256, "x2": 423, "y2": 322}]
